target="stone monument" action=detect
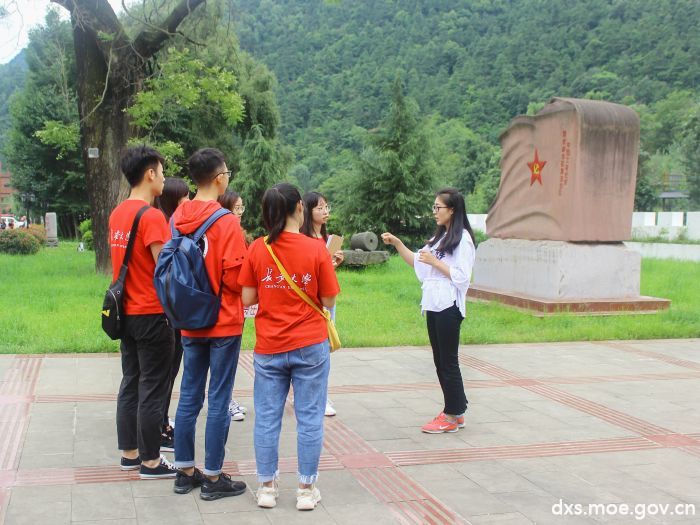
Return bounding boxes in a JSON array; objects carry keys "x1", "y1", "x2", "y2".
[
  {"x1": 45, "y1": 212, "x2": 59, "y2": 247},
  {"x1": 470, "y1": 98, "x2": 669, "y2": 315}
]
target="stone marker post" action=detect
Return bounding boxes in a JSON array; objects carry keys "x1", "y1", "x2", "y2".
[{"x1": 45, "y1": 212, "x2": 59, "y2": 247}]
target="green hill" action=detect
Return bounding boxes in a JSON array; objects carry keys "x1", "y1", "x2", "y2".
[{"x1": 231, "y1": 0, "x2": 700, "y2": 203}]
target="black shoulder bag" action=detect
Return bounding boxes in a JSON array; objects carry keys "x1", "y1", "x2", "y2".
[{"x1": 101, "y1": 205, "x2": 150, "y2": 340}]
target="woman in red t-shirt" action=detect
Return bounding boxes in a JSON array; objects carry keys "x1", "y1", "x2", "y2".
[
  {"x1": 300, "y1": 191, "x2": 343, "y2": 417},
  {"x1": 239, "y1": 183, "x2": 340, "y2": 511}
]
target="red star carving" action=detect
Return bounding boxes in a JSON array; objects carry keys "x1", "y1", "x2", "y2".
[{"x1": 527, "y1": 149, "x2": 547, "y2": 186}]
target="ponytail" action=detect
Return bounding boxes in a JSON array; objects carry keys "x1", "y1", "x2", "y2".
[{"x1": 262, "y1": 183, "x2": 302, "y2": 243}]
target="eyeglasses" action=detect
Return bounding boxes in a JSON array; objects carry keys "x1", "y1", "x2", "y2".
[
  {"x1": 233, "y1": 205, "x2": 245, "y2": 213},
  {"x1": 432, "y1": 205, "x2": 450, "y2": 212},
  {"x1": 217, "y1": 170, "x2": 232, "y2": 179},
  {"x1": 314, "y1": 205, "x2": 331, "y2": 213}
]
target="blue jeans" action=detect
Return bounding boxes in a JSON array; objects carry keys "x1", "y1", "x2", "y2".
[
  {"x1": 174, "y1": 335, "x2": 241, "y2": 476},
  {"x1": 254, "y1": 340, "x2": 330, "y2": 484}
]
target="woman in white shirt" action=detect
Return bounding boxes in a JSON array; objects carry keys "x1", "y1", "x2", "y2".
[{"x1": 381, "y1": 188, "x2": 476, "y2": 434}]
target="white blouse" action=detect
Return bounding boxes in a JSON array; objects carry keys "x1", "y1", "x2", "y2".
[{"x1": 413, "y1": 230, "x2": 476, "y2": 317}]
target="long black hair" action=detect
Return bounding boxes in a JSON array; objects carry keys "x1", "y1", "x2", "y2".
[
  {"x1": 155, "y1": 177, "x2": 189, "y2": 221},
  {"x1": 427, "y1": 188, "x2": 475, "y2": 254},
  {"x1": 262, "y1": 182, "x2": 302, "y2": 243},
  {"x1": 300, "y1": 191, "x2": 328, "y2": 241}
]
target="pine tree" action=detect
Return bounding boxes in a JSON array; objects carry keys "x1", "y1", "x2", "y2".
[
  {"x1": 347, "y1": 76, "x2": 435, "y2": 245},
  {"x1": 235, "y1": 124, "x2": 290, "y2": 236}
]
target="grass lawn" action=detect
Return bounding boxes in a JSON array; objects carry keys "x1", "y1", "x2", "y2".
[{"x1": 1, "y1": 242, "x2": 699, "y2": 354}]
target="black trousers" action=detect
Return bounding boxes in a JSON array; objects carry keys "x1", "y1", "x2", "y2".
[
  {"x1": 426, "y1": 304, "x2": 468, "y2": 416},
  {"x1": 117, "y1": 314, "x2": 174, "y2": 461},
  {"x1": 162, "y1": 329, "x2": 184, "y2": 428}
]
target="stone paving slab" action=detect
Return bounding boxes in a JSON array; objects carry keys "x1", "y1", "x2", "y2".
[{"x1": 1, "y1": 339, "x2": 699, "y2": 524}]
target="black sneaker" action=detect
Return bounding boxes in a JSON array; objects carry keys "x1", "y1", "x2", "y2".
[
  {"x1": 120, "y1": 456, "x2": 141, "y2": 471},
  {"x1": 200, "y1": 472, "x2": 247, "y2": 501},
  {"x1": 139, "y1": 455, "x2": 178, "y2": 479},
  {"x1": 160, "y1": 433, "x2": 174, "y2": 453},
  {"x1": 174, "y1": 468, "x2": 207, "y2": 495}
]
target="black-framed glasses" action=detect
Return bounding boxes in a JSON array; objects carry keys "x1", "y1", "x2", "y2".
[
  {"x1": 432, "y1": 205, "x2": 450, "y2": 212},
  {"x1": 217, "y1": 170, "x2": 232, "y2": 178},
  {"x1": 233, "y1": 205, "x2": 245, "y2": 213}
]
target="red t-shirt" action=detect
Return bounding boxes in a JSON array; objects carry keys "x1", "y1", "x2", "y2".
[
  {"x1": 172, "y1": 200, "x2": 247, "y2": 338},
  {"x1": 109, "y1": 199, "x2": 170, "y2": 315},
  {"x1": 238, "y1": 232, "x2": 340, "y2": 354}
]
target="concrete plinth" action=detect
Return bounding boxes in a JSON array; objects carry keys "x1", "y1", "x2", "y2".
[{"x1": 470, "y1": 238, "x2": 669, "y2": 315}]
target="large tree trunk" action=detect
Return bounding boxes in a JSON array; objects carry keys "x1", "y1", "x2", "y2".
[
  {"x1": 72, "y1": 22, "x2": 132, "y2": 273},
  {"x1": 54, "y1": 0, "x2": 206, "y2": 273}
]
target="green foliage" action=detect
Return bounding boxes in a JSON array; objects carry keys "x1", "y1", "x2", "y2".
[
  {"x1": 231, "y1": 0, "x2": 700, "y2": 212},
  {"x1": 0, "y1": 51, "x2": 27, "y2": 162},
  {"x1": 341, "y1": 78, "x2": 435, "y2": 244},
  {"x1": 473, "y1": 229, "x2": 489, "y2": 247},
  {"x1": 128, "y1": 47, "x2": 244, "y2": 131},
  {"x1": 34, "y1": 120, "x2": 80, "y2": 159},
  {"x1": 81, "y1": 231, "x2": 94, "y2": 251},
  {"x1": 236, "y1": 125, "x2": 292, "y2": 236},
  {"x1": 2, "y1": 11, "x2": 87, "y2": 236},
  {"x1": 79, "y1": 219, "x2": 93, "y2": 250},
  {"x1": 0, "y1": 229, "x2": 41, "y2": 255},
  {"x1": 27, "y1": 224, "x2": 47, "y2": 244},
  {"x1": 681, "y1": 107, "x2": 700, "y2": 210},
  {"x1": 78, "y1": 218, "x2": 92, "y2": 237}
]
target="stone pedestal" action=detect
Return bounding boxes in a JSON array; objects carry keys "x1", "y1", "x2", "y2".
[
  {"x1": 45, "y1": 212, "x2": 58, "y2": 247},
  {"x1": 470, "y1": 239, "x2": 669, "y2": 315}
]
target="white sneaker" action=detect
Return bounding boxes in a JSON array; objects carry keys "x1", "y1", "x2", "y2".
[
  {"x1": 256, "y1": 482, "x2": 279, "y2": 508},
  {"x1": 296, "y1": 485, "x2": 321, "y2": 510},
  {"x1": 324, "y1": 398, "x2": 336, "y2": 417},
  {"x1": 229, "y1": 399, "x2": 246, "y2": 421}
]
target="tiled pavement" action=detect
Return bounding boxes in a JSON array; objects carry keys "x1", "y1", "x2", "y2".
[{"x1": 1, "y1": 339, "x2": 699, "y2": 524}]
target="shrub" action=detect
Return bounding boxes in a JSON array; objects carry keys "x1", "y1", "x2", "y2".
[
  {"x1": 474, "y1": 229, "x2": 488, "y2": 247},
  {"x1": 27, "y1": 224, "x2": 47, "y2": 244},
  {"x1": 0, "y1": 229, "x2": 41, "y2": 255},
  {"x1": 82, "y1": 230, "x2": 94, "y2": 250},
  {"x1": 79, "y1": 218, "x2": 94, "y2": 250},
  {"x1": 78, "y1": 218, "x2": 92, "y2": 237}
]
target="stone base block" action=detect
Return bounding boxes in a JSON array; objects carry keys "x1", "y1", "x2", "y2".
[
  {"x1": 341, "y1": 249, "x2": 389, "y2": 267},
  {"x1": 471, "y1": 238, "x2": 670, "y2": 315},
  {"x1": 467, "y1": 286, "x2": 670, "y2": 316}
]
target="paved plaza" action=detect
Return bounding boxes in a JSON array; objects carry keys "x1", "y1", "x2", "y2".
[{"x1": 1, "y1": 339, "x2": 699, "y2": 524}]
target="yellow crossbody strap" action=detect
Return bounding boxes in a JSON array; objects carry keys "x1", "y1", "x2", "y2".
[
  {"x1": 263, "y1": 236, "x2": 340, "y2": 351},
  {"x1": 264, "y1": 236, "x2": 328, "y2": 318}
]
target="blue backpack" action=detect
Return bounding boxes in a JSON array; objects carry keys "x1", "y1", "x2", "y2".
[{"x1": 154, "y1": 208, "x2": 231, "y2": 330}]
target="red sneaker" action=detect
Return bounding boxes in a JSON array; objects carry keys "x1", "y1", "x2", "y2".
[
  {"x1": 421, "y1": 413, "x2": 459, "y2": 434},
  {"x1": 438, "y1": 412, "x2": 465, "y2": 428}
]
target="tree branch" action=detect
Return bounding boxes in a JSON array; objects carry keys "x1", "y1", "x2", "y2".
[
  {"x1": 51, "y1": 0, "x2": 131, "y2": 62},
  {"x1": 132, "y1": 0, "x2": 206, "y2": 59}
]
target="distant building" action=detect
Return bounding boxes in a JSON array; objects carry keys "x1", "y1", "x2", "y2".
[{"x1": 0, "y1": 162, "x2": 16, "y2": 214}]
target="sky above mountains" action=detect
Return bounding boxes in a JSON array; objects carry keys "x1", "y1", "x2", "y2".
[{"x1": 0, "y1": 0, "x2": 122, "y2": 63}]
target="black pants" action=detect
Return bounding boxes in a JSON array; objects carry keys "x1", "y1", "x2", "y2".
[
  {"x1": 426, "y1": 304, "x2": 468, "y2": 416},
  {"x1": 162, "y1": 329, "x2": 184, "y2": 428},
  {"x1": 117, "y1": 314, "x2": 174, "y2": 461}
]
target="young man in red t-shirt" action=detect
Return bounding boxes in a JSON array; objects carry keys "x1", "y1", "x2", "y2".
[
  {"x1": 110, "y1": 146, "x2": 176, "y2": 479},
  {"x1": 170, "y1": 148, "x2": 248, "y2": 501}
]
